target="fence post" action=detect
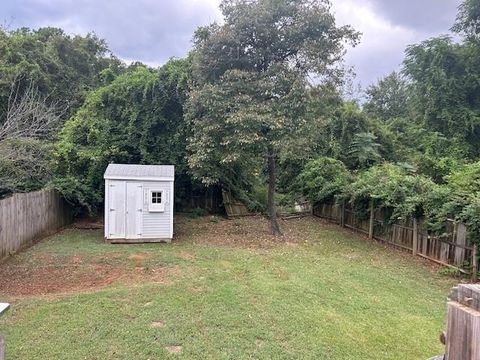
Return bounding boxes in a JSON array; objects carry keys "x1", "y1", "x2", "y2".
[
  {"x1": 412, "y1": 218, "x2": 418, "y2": 256},
  {"x1": 445, "y1": 284, "x2": 480, "y2": 359},
  {"x1": 368, "y1": 200, "x2": 374, "y2": 240},
  {"x1": 340, "y1": 200, "x2": 345, "y2": 228},
  {"x1": 0, "y1": 335, "x2": 4, "y2": 360},
  {"x1": 473, "y1": 244, "x2": 478, "y2": 283}
]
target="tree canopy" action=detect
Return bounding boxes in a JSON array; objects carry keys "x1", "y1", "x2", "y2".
[
  {"x1": 52, "y1": 60, "x2": 191, "y2": 213},
  {"x1": 186, "y1": 0, "x2": 359, "y2": 235}
]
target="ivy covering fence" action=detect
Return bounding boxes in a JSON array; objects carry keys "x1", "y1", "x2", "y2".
[{"x1": 295, "y1": 157, "x2": 480, "y2": 280}]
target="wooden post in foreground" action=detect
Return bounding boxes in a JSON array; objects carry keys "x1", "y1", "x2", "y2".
[
  {"x1": 412, "y1": 218, "x2": 418, "y2": 256},
  {"x1": 368, "y1": 200, "x2": 374, "y2": 240},
  {"x1": 473, "y1": 244, "x2": 478, "y2": 283},
  {"x1": 444, "y1": 284, "x2": 480, "y2": 360},
  {"x1": 0, "y1": 335, "x2": 4, "y2": 360},
  {"x1": 0, "y1": 303, "x2": 9, "y2": 360}
]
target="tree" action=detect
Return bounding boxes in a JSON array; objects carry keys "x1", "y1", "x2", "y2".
[
  {"x1": 0, "y1": 77, "x2": 64, "y2": 142},
  {"x1": 52, "y1": 59, "x2": 191, "y2": 214},
  {"x1": 0, "y1": 77, "x2": 64, "y2": 197},
  {"x1": 348, "y1": 132, "x2": 382, "y2": 169},
  {"x1": 364, "y1": 72, "x2": 409, "y2": 120},
  {"x1": 404, "y1": 37, "x2": 473, "y2": 133},
  {"x1": 0, "y1": 27, "x2": 124, "y2": 122},
  {"x1": 452, "y1": 0, "x2": 480, "y2": 39},
  {"x1": 294, "y1": 156, "x2": 351, "y2": 204},
  {"x1": 324, "y1": 102, "x2": 369, "y2": 164},
  {"x1": 187, "y1": 0, "x2": 359, "y2": 235},
  {"x1": 0, "y1": 138, "x2": 51, "y2": 197},
  {"x1": 403, "y1": 34, "x2": 480, "y2": 158}
]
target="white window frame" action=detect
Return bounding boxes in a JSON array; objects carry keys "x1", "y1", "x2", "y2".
[{"x1": 148, "y1": 189, "x2": 165, "y2": 212}]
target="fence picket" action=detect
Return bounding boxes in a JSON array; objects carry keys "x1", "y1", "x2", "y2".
[{"x1": 0, "y1": 190, "x2": 73, "y2": 260}]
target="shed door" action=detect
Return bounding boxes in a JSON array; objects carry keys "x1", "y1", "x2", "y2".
[
  {"x1": 126, "y1": 182, "x2": 143, "y2": 239},
  {"x1": 108, "y1": 181, "x2": 126, "y2": 239}
]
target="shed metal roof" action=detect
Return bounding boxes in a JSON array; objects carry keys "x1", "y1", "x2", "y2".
[{"x1": 104, "y1": 164, "x2": 174, "y2": 180}]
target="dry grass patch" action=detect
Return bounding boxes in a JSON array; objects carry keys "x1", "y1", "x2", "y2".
[{"x1": 0, "y1": 253, "x2": 172, "y2": 298}]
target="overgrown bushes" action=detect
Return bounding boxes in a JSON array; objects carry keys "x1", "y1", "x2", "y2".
[
  {"x1": 295, "y1": 157, "x2": 480, "y2": 246},
  {"x1": 295, "y1": 157, "x2": 351, "y2": 204}
]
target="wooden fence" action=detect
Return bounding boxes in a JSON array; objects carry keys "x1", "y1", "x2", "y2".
[
  {"x1": 313, "y1": 201, "x2": 478, "y2": 280},
  {"x1": 0, "y1": 189, "x2": 73, "y2": 260}
]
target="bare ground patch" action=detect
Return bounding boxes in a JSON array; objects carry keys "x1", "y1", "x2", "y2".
[
  {"x1": 174, "y1": 215, "x2": 320, "y2": 249},
  {"x1": 0, "y1": 254, "x2": 172, "y2": 298}
]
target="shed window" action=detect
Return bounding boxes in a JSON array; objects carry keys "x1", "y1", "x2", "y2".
[
  {"x1": 148, "y1": 189, "x2": 165, "y2": 212},
  {"x1": 151, "y1": 191, "x2": 162, "y2": 204}
]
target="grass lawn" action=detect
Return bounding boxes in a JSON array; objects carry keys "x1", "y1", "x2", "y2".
[{"x1": 0, "y1": 216, "x2": 456, "y2": 359}]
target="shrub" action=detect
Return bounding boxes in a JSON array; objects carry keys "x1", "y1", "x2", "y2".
[
  {"x1": 190, "y1": 207, "x2": 208, "y2": 218},
  {"x1": 346, "y1": 163, "x2": 440, "y2": 220},
  {"x1": 295, "y1": 157, "x2": 351, "y2": 204},
  {"x1": 442, "y1": 162, "x2": 480, "y2": 245}
]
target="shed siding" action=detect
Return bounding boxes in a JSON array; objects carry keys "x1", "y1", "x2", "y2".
[{"x1": 142, "y1": 181, "x2": 173, "y2": 238}]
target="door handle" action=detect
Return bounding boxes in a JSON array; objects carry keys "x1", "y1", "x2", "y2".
[{"x1": 109, "y1": 209, "x2": 115, "y2": 212}]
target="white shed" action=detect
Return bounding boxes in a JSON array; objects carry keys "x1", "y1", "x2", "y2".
[{"x1": 104, "y1": 164, "x2": 174, "y2": 243}]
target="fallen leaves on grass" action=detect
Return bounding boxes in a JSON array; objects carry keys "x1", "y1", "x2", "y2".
[{"x1": 175, "y1": 215, "x2": 324, "y2": 249}]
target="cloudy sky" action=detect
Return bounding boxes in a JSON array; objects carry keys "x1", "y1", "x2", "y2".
[{"x1": 1, "y1": 0, "x2": 462, "y2": 88}]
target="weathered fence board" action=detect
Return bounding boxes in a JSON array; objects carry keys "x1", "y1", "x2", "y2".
[
  {"x1": 445, "y1": 284, "x2": 480, "y2": 360},
  {"x1": 313, "y1": 201, "x2": 478, "y2": 277},
  {"x1": 0, "y1": 189, "x2": 72, "y2": 260},
  {"x1": 222, "y1": 190, "x2": 249, "y2": 217}
]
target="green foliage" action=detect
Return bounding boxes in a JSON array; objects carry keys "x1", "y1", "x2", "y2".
[
  {"x1": 295, "y1": 157, "x2": 351, "y2": 204},
  {"x1": 441, "y1": 162, "x2": 480, "y2": 244},
  {"x1": 52, "y1": 60, "x2": 191, "y2": 214},
  {"x1": 0, "y1": 27, "x2": 124, "y2": 121},
  {"x1": 404, "y1": 35, "x2": 480, "y2": 157},
  {"x1": 348, "y1": 132, "x2": 382, "y2": 169},
  {"x1": 252, "y1": 182, "x2": 268, "y2": 212},
  {"x1": 347, "y1": 163, "x2": 440, "y2": 220},
  {"x1": 190, "y1": 207, "x2": 208, "y2": 218},
  {"x1": 323, "y1": 102, "x2": 369, "y2": 163},
  {"x1": 438, "y1": 266, "x2": 464, "y2": 278},
  {"x1": 452, "y1": 0, "x2": 480, "y2": 38},
  {"x1": 192, "y1": 0, "x2": 359, "y2": 85},
  {"x1": 364, "y1": 72, "x2": 409, "y2": 120},
  {"x1": 0, "y1": 27, "x2": 126, "y2": 200}
]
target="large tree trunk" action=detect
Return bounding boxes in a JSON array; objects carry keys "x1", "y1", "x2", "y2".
[{"x1": 267, "y1": 148, "x2": 282, "y2": 236}]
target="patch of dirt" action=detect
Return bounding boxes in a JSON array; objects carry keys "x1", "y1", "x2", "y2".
[
  {"x1": 73, "y1": 218, "x2": 104, "y2": 230},
  {"x1": 151, "y1": 321, "x2": 165, "y2": 328},
  {"x1": 165, "y1": 346, "x2": 182, "y2": 354},
  {"x1": 0, "y1": 254, "x2": 171, "y2": 298},
  {"x1": 174, "y1": 215, "x2": 319, "y2": 249},
  {"x1": 178, "y1": 252, "x2": 195, "y2": 261},
  {"x1": 128, "y1": 253, "x2": 150, "y2": 268}
]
